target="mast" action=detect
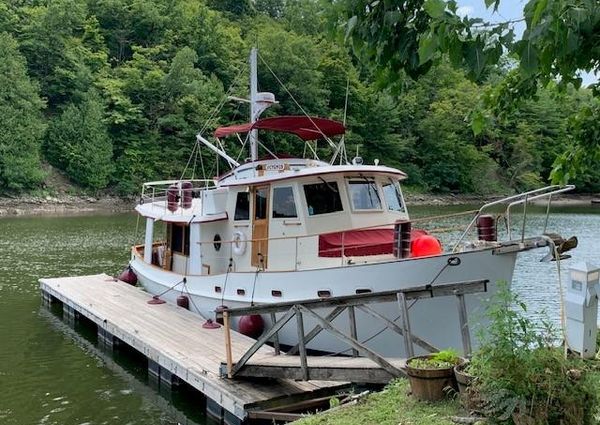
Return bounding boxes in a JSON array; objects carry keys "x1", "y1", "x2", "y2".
[{"x1": 249, "y1": 48, "x2": 258, "y2": 161}]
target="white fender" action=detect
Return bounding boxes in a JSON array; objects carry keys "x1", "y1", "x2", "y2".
[{"x1": 232, "y1": 231, "x2": 247, "y2": 256}]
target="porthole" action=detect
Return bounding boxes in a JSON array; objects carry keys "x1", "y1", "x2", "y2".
[
  {"x1": 213, "y1": 234, "x2": 222, "y2": 251},
  {"x1": 214, "y1": 286, "x2": 222, "y2": 293},
  {"x1": 355, "y1": 288, "x2": 372, "y2": 294},
  {"x1": 317, "y1": 290, "x2": 331, "y2": 298},
  {"x1": 237, "y1": 289, "x2": 246, "y2": 296},
  {"x1": 271, "y1": 290, "x2": 282, "y2": 297}
]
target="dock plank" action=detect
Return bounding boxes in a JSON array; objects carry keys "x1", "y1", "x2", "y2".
[
  {"x1": 228, "y1": 354, "x2": 407, "y2": 384},
  {"x1": 39, "y1": 274, "x2": 347, "y2": 420}
]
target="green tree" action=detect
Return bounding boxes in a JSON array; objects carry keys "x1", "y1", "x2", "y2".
[
  {"x1": 45, "y1": 90, "x2": 113, "y2": 190},
  {"x1": 0, "y1": 32, "x2": 46, "y2": 192},
  {"x1": 340, "y1": 0, "x2": 600, "y2": 184}
]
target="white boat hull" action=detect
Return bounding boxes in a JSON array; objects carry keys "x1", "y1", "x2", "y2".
[{"x1": 131, "y1": 249, "x2": 517, "y2": 357}]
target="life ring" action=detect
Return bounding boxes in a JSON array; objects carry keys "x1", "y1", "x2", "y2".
[{"x1": 232, "y1": 231, "x2": 247, "y2": 256}]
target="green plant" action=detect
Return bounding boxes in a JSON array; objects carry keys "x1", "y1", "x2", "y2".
[
  {"x1": 328, "y1": 396, "x2": 340, "y2": 409},
  {"x1": 408, "y1": 349, "x2": 461, "y2": 369},
  {"x1": 469, "y1": 282, "x2": 598, "y2": 424}
]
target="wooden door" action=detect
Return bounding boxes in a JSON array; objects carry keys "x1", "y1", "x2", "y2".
[{"x1": 252, "y1": 185, "x2": 270, "y2": 268}]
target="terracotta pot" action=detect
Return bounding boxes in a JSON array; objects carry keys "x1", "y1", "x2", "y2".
[{"x1": 406, "y1": 355, "x2": 457, "y2": 401}]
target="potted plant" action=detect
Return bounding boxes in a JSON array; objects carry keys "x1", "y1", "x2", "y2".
[
  {"x1": 405, "y1": 349, "x2": 461, "y2": 401},
  {"x1": 454, "y1": 361, "x2": 480, "y2": 410}
]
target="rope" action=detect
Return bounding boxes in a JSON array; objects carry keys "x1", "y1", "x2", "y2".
[
  {"x1": 411, "y1": 209, "x2": 479, "y2": 224},
  {"x1": 220, "y1": 245, "x2": 233, "y2": 306},
  {"x1": 180, "y1": 66, "x2": 246, "y2": 180},
  {"x1": 153, "y1": 278, "x2": 185, "y2": 299},
  {"x1": 257, "y1": 52, "x2": 338, "y2": 152},
  {"x1": 250, "y1": 255, "x2": 263, "y2": 306}
]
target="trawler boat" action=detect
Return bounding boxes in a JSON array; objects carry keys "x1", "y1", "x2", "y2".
[{"x1": 129, "y1": 49, "x2": 575, "y2": 357}]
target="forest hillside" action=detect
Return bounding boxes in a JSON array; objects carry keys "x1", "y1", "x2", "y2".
[{"x1": 0, "y1": 0, "x2": 597, "y2": 196}]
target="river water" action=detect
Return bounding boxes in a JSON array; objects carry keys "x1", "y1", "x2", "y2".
[{"x1": 0, "y1": 205, "x2": 599, "y2": 424}]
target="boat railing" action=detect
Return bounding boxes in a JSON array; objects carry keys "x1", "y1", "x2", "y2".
[
  {"x1": 451, "y1": 184, "x2": 575, "y2": 252},
  {"x1": 139, "y1": 179, "x2": 218, "y2": 213},
  {"x1": 135, "y1": 184, "x2": 574, "y2": 273},
  {"x1": 192, "y1": 213, "x2": 477, "y2": 272}
]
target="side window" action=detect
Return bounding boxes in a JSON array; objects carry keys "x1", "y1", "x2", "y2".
[
  {"x1": 303, "y1": 182, "x2": 343, "y2": 216},
  {"x1": 347, "y1": 179, "x2": 382, "y2": 210},
  {"x1": 234, "y1": 192, "x2": 249, "y2": 220},
  {"x1": 383, "y1": 180, "x2": 404, "y2": 212},
  {"x1": 272, "y1": 187, "x2": 297, "y2": 218}
]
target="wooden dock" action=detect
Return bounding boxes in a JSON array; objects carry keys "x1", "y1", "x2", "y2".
[{"x1": 39, "y1": 274, "x2": 348, "y2": 424}]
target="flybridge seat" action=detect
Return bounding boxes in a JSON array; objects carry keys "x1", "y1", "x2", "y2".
[
  {"x1": 318, "y1": 228, "x2": 430, "y2": 258},
  {"x1": 214, "y1": 115, "x2": 346, "y2": 141}
]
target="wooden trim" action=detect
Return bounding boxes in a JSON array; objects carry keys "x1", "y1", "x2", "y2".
[{"x1": 224, "y1": 279, "x2": 488, "y2": 317}]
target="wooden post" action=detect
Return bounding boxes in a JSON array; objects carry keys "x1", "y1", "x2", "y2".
[
  {"x1": 223, "y1": 310, "x2": 233, "y2": 378},
  {"x1": 455, "y1": 291, "x2": 472, "y2": 356},
  {"x1": 270, "y1": 312, "x2": 280, "y2": 355},
  {"x1": 348, "y1": 306, "x2": 358, "y2": 357},
  {"x1": 295, "y1": 306, "x2": 309, "y2": 381},
  {"x1": 397, "y1": 292, "x2": 414, "y2": 358},
  {"x1": 287, "y1": 306, "x2": 346, "y2": 355}
]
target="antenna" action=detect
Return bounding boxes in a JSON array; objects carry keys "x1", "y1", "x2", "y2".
[
  {"x1": 248, "y1": 48, "x2": 277, "y2": 162},
  {"x1": 249, "y1": 48, "x2": 258, "y2": 161}
]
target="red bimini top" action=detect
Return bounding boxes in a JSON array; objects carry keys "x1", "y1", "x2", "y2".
[{"x1": 214, "y1": 116, "x2": 345, "y2": 141}]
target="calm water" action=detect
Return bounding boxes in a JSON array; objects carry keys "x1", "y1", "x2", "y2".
[{"x1": 0, "y1": 205, "x2": 599, "y2": 424}]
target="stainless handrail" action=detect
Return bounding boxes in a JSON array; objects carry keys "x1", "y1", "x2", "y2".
[
  {"x1": 505, "y1": 185, "x2": 575, "y2": 240},
  {"x1": 452, "y1": 185, "x2": 575, "y2": 252},
  {"x1": 139, "y1": 179, "x2": 219, "y2": 214}
]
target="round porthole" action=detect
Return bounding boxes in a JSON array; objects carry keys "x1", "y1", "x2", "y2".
[{"x1": 213, "y1": 234, "x2": 222, "y2": 251}]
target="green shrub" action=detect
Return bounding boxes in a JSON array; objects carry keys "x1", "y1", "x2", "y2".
[
  {"x1": 408, "y1": 349, "x2": 461, "y2": 369},
  {"x1": 469, "y1": 283, "x2": 597, "y2": 424}
]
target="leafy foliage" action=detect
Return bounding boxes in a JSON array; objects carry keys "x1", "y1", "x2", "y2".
[
  {"x1": 340, "y1": 0, "x2": 600, "y2": 184},
  {"x1": 45, "y1": 90, "x2": 113, "y2": 190},
  {"x1": 408, "y1": 349, "x2": 461, "y2": 369},
  {"x1": 0, "y1": 0, "x2": 597, "y2": 195},
  {"x1": 0, "y1": 33, "x2": 45, "y2": 193},
  {"x1": 469, "y1": 283, "x2": 598, "y2": 424}
]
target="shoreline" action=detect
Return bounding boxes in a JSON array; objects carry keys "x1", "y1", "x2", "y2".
[
  {"x1": 0, "y1": 192, "x2": 597, "y2": 217},
  {"x1": 0, "y1": 195, "x2": 134, "y2": 217}
]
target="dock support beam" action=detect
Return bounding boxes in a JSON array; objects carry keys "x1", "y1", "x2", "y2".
[
  {"x1": 63, "y1": 304, "x2": 79, "y2": 325},
  {"x1": 148, "y1": 359, "x2": 180, "y2": 388},
  {"x1": 41, "y1": 291, "x2": 57, "y2": 306},
  {"x1": 455, "y1": 291, "x2": 472, "y2": 356},
  {"x1": 398, "y1": 292, "x2": 414, "y2": 358},
  {"x1": 98, "y1": 327, "x2": 122, "y2": 351}
]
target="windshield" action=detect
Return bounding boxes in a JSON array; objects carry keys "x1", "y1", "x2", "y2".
[
  {"x1": 348, "y1": 179, "x2": 382, "y2": 210},
  {"x1": 382, "y1": 180, "x2": 405, "y2": 212}
]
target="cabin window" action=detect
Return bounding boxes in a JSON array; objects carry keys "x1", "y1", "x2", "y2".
[
  {"x1": 169, "y1": 223, "x2": 190, "y2": 255},
  {"x1": 347, "y1": 179, "x2": 382, "y2": 210},
  {"x1": 383, "y1": 180, "x2": 404, "y2": 212},
  {"x1": 272, "y1": 187, "x2": 297, "y2": 218},
  {"x1": 234, "y1": 192, "x2": 250, "y2": 220},
  {"x1": 303, "y1": 181, "x2": 343, "y2": 216}
]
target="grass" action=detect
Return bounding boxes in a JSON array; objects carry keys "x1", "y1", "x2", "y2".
[
  {"x1": 294, "y1": 379, "x2": 464, "y2": 425},
  {"x1": 294, "y1": 360, "x2": 600, "y2": 425}
]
